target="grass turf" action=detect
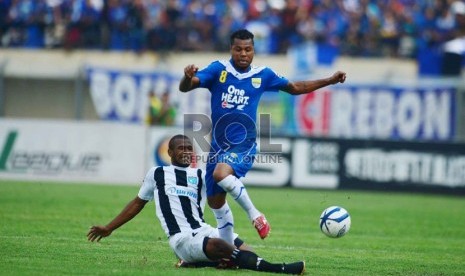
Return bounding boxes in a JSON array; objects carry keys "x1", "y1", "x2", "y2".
[{"x1": 0, "y1": 180, "x2": 464, "y2": 275}]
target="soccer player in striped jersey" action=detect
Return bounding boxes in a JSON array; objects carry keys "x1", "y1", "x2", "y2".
[
  {"x1": 179, "y1": 29, "x2": 346, "y2": 243},
  {"x1": 87, "y1": 135, "x2": 305, "y2": 274}
]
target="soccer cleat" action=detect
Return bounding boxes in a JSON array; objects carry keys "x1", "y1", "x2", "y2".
[
  {"x1": 282, "y1": 261, "x2": 305, "y2": 275},
  {"x1": 253, "y1": 214, "x2": 271, "y2": 239},
  {"x1": 176, "y1": 259, "x2": 192, "y2": 268},
  {"x1": 176, "y1": 259, "x2": 223, "y2": 269}
]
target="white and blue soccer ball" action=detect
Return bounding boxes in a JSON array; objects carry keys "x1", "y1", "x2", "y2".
[{"x1": 319, "y1": 206, "x2": 351, "y2": 238}]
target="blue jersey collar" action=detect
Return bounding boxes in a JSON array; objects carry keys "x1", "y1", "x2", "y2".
[{"x1": 230, "y1": 58, "x2": 251, "y2": 73}]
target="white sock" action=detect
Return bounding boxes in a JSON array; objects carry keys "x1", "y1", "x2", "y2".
[
  {"x1": 218, "y1": 175, "x2": 261, "y2": 221},
  {"x1": 211, "y1": 202, "x2": 234, "y2": 244}
]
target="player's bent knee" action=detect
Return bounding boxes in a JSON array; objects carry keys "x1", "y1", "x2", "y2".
[
  {"x1": 206, "y1": 238, "x2": 235, "y2": 260},
  {"x1": 212, "y1": 170, "x2": 230, "y2": 184}
]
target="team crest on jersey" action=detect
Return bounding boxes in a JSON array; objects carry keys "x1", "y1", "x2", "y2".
[
  {"x1": 251, "y1": 78, "x2": 261, "y2": 88},
  {"x1": 187, "y1": 176, "x2": 198, "y2": 186}
]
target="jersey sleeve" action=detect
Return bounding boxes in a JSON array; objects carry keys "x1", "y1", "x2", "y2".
[
  {"x1": 195, "y1": 61, "x2": 222, "y2": 89},
  {"x1": 137, "y1": 167, "x2": 156, "y2": 201},
  {"x1": 263, "y1": 67, "x2": 289, "y2": 91}
]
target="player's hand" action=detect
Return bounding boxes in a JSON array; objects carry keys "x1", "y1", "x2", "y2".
[
  {"x1": 184, "y1": 64, "x2": 199, "y2": 79},
  {"x1": 329, "y1": 71, "x2": 346, "y2": 84},
  {"x1": 87, "y1": 225, "x2": 112, "y2": 242}
]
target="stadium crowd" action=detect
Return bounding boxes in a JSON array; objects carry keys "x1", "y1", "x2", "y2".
[{"x1": 0, "y1": 0, "x2": 464, "y2": 58}]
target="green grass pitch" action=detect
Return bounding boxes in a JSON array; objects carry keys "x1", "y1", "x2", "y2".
[{"x1": 1, "y1": 180, "x2": 464, "y2": 275}]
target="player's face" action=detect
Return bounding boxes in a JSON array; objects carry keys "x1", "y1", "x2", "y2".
[
  {"x1": 169, "y1": 138, "x2": 194, "y2": 167},
  {"x1": 230, "y1": 38, "x2": 254, "y2": 70}
]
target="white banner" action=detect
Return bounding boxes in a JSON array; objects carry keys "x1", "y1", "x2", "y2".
[
  {"x1": 243, "y1": 138, "x2": 292, "y2": 187},
  {"x1": 243, "y1": 138, "x2": 339, "y2": 189},
  {"x1": 0, "y1": 119, "x2": 146, "y2": 185},
  {"x1": 86, "y1": 66, "x2": 211, "y2": 125},
  {"x1": 295, "y1": 86, "x2": 456, "y2": 141}
]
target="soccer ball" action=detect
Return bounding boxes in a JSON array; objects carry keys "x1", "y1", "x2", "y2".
[{"x1": 319, "y1": 206, "x2": 351, "y2": 238}]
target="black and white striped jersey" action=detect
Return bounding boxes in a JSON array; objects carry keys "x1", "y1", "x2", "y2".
[{"x1": 138, "y1": 165, "x2": 207, "y2": 237}]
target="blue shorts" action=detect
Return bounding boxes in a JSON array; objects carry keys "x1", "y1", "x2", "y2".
[{"x1": 205, "y1": 144, "x2": 256, "y2": 197}]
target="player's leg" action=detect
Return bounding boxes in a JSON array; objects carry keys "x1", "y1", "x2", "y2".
[
  {"x1": 176, "y1": 236, "x2": 249, "y2": 269},
  {"x1": 214, "y1": 161, "x2": 270, "y2": 239},
  {"x1": 213, "y1": 163, "x2": 261, "y2": 219},
  {"x1": 207, "y1": 161, "x2": 235, "y2": 244},
  {"x1": 205, "y1": 238, "x2": 305, "y2": 275},
  {"x1": 208, "y1": 193, "x2": 235, "y2": 244},
  {"x1": 171, "y1": 228, "x2": 304, "y2": 274}
]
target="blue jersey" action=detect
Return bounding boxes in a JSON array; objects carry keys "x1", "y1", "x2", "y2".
[{"x1": 196, "y1": 59, "x2": 289, "y2": 152}]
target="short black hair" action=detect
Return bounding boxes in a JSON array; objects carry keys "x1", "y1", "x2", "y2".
[
  {"x1": 168, "y1": 135, "x2": 191, "y2": 150},
  {"x1": 230, "y1": 29, "x2": 254, "y2": 46}
]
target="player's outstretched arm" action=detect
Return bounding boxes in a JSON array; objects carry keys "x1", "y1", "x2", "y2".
[
  {"x1": 87, "y1": 196, "x2": 148, "y2": 242},
  {"x1": 282, "y1": 71, "x2": 346, "y2": 95},
  {"x1": 179, "y1": 64, "x2": 200, "y2": 92}
]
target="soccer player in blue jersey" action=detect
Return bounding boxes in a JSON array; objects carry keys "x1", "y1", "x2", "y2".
[{"x1": 179, "y1": 29, "x2": 346, "y2": 243}]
